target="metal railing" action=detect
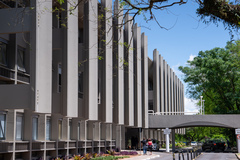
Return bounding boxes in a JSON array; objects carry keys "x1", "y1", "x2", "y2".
[{"x1": 148, "y1": 110, "x2": 200, "y2": 115}]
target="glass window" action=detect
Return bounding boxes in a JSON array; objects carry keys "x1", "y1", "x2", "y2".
[
  {"x1": 58, "y1": 119, "x2": 62, "y2": 140},
  {"x1": 17, "y1": 46, "x2": 26, "y2": 72},
  {"x1": 0, "y1": 114, "x2": 6, "y2": 140},
  {"x1": 58, "y1": 64, "x2": 62, "y2": 92},
  {"x1": 0, "y1": 40, "x2": 7, "y2": 66},
  {"x1": 46, "y1": 117, "x2": 51, "y2": 140},
  {"x1": 16, "y1": 115, "x2": 23, "y2": 140},
  {"x1": 32, "y1": 117, "x2": 38, "y2": 140}
]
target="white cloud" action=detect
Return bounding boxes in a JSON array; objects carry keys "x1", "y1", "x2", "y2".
[
  {"x1": 188, "y1": 54, "x2": 197, "y2": 62},
  {"x1": 172, "y1": 63, "x2": 183, "y2": 78},
  {"x1": 184, "y1": 97, "x2": 199, "y2": 115}
]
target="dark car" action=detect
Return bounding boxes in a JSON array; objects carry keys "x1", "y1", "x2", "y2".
[{"x1": 202, "y1": 140, "x2": 226, "y2": 151}]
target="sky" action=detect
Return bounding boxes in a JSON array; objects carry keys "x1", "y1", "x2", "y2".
[{"x1": 132, "y1": 1, "x2": 239, "y2": 114}]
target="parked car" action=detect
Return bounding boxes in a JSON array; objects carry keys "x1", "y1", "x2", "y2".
[
  {"x1": 202, "y1": 140, "x2": 226, "y2": 151},
  {"x1": 191, "y1": 141, "x2": 197, "y2": 146},
  {"x1": 151, "y1": 139, "x2": 160, "y2": 150}
]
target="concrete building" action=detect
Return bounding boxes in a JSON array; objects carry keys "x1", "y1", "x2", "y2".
[{"x1": 0, "y1": 0, "x2": 184, "y2": 159}]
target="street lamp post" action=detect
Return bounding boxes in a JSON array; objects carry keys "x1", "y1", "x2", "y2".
[
  {"x1": 200, "y1": 96, "x2": 203, "y2": 115},
  {"x1": 203, "y1": 100, "x2": 205, "y2": 115}
]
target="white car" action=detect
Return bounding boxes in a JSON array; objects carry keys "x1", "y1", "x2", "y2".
[{"x1": 191, "y1": 141, "x2": 197, "y2": 146}]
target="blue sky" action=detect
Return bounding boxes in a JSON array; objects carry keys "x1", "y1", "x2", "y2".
[{"x1": 133, "y1": 1, "x2": 239, "y2": 114}]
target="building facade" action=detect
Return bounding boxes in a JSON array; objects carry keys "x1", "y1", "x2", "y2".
[{"x1": 0, "y1": 0, "x2": 184, "y2": 159}]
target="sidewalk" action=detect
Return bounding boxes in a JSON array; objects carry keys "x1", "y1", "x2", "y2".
[
  {"x1": 123, "y1": 151, "x2": 160, "y2": 160},
  {"x1": 124, "y1": 154, "x2": 160, "y2": 160}
]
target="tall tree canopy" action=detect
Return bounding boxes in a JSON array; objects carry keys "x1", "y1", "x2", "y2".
[{"x1": 179, "y1": 41, "x2": 240, "y2": 114}]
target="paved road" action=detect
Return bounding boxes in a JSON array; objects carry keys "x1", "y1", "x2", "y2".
[
  {"x1": 197, "y1": 153, "x2": 237, "y2": 160},
  {"x1": 150, "y1": 152, "x2": 237, "y2": 160}
]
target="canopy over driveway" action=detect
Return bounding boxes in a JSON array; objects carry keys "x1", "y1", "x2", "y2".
[{"x1": 149, "y1": 114, "x2": 240, "y2": 129}]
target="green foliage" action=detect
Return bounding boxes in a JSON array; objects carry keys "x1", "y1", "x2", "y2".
[
  {"x1": 179, "y1": 40, "x2": 240, "y2": 114},
  {"x1": 57, "y1": 0, "x2": 64, "y2": 5}
]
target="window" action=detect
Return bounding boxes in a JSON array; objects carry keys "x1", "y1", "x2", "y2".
[
  {"x1": 58, "y1": 119, "x2": 62, "y2": 140},
  {"x1": 0, "y1": 113, "x2": 6, "y2": 140},
  {"x1": 46, "y1": 117, "x2": 51, "y2": 140},
  {"x1": 0, "y1": 39, "x2": 7, "y2": 66},
  {"x1": 58, "y1": 64, "x2": 62, "y2": 92},
  {"x1": 17, "y1": 46, "x2": 26, "y2": 72},
  {"x1": 32, "y1": 116, "x2": 38, "y2": 140},
  {"x1": 16, "y1": 114, "x2": 23, "y2": 140}
]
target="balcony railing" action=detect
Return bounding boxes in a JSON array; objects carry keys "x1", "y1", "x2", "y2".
[
  {"x1": 0, "y1": 142, "x2": 13, "y2": 153},
  {"x1": 17, "y1": 72, "x2": 30, "y2": 83},
  {"x1": 0, "y1": 65, "x2": 30, "y2": 84},
  {"x1": 0, "y1": 65, "x2": 15, "y2": 80}
]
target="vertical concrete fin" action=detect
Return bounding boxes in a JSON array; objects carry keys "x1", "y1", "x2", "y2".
[
  {"x1": 62, "y1": 0, "x2": 78, "y2": 117},
  {"x1": 83, "y1": 0, "x2": 98, "y2": 120},
  {"x1": 31, "y1": 0, "x2": 52, "y2": 113},
  {"x1": 124, "y1": 14, "x2": 134, "y2": 126},
  {"x1": 101, "y1": 0, "x2": 113, "y2": 123},
  {"x1": 133, "y1": 23, "x2": 142, "y2": 127},
  {"x1": 153, "y1": 49, "x2": 160, "y2": 113},
  {"x1": 141, "y1": 33, "x2": 148, "y2": 128},
  {"x1": 159, "y1": 55, "x2": 164, "y2": 113},
  {"x1": 113, "y1": 0, "x2": 124, "y2": 125}
]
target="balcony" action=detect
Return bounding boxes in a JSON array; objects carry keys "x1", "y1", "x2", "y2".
[
  {"x1": 0, "y1": 65, "x2": 30, "y2": 84},
  {"x1": 0, "y1": 65, "x2": 15, "y2": 81}
]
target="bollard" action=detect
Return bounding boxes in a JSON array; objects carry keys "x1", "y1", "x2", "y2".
[
  {"x1": 190, "y1": 150, "x2": 192, "y2": 160},
  {"x1": 173, "y1": 152, "x2": 175, "y2": 160},
  {"x1": 187, "y1": 150, "x2": 189, "y2": 160},
  {"x1": 182, "y1": 151, "x2": 185, "y2": 160},
  {"x1": 179, "y1": 151, "x2": 181, "y2": 160}
]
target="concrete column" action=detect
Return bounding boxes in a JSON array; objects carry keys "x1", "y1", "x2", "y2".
[
  {"x1": 153, "y1": 49, "x2": 160, "y2": 113},
  {"x1": 176, "y1": 76, "x2": 179, "y2": 115},
  {"x1": 164, "y1": 60, "x2": 167, "y2": 114},
  {"x1": 121, "y1": 126, "x2": 125, "y2": 150},
  {"x1": 173, "y1": 73, "x2": 176, "y2": 115},
  {"x1": 113, "y1": 0, "x2": 124, "y2": 125},
  {"x1": 124, "y1": 14, "x2": 134, "y2": 126},
  {"x1": 133, "y1": 23, "x2": 142, "y2": 127},
  {"x1": 167, "y1": 65, "x2": 171, "y2": 115},
  {"x1": 141, "y1": 33, "x2": 148, "y2": 128},
  {"x1": 83, "y1": 0, "x2": 98, "y2": 120},
  {"x1": 100, "y1": 0, "x2": 113, "y2": 123},
  {"x1": 62, "y1": 0, "x2": 78, "y2": 117},
  {"x1": 182, "y1": 84, "x2": 184, "y2": 114},
  {"x1": 116, "y1": 125, "x2": 122, "y2": 150},
  {"x1": 172, "y1": 129, "x2": 175, "y2": 152},
  {"x1": 30, "y1": 0, "x2": 52, "y2": 113},
  {"x1": 170, "y1": 69, "x2": 174, "y2": 115},
  {"x1": 159, "y1": 55, "x2": 164, "y2": 113}
]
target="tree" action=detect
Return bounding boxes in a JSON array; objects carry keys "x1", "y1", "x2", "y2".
[
  {"x1": 179, "y1": 40, "x2": 240, "y2": 114},
  {"x1": 51, "y1": 0, "x2": 240, "y2": 31}
]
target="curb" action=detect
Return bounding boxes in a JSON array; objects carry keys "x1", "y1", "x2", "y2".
[{"x1": 236, "y1": 153, "x2": 240, "y2": 160}]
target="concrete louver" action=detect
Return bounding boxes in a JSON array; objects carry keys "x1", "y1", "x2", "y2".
[
  {"x1": 141, "y1": 33, "x2": 148, "y2": 128},
  {"x1": 153, "y1": 49, "x2": 160, "y2": 113},
  {"x1": 83, "y1": 0, "x2": 98, "y2": 120},
  {"x1": 31, "y1": 0, "x2": 52, "y2": 113},
  {"x1": 61, "y1": 0, "x2": 78, "y2": 117},
  {"x1": 133, "y1": 23, "x2": 142, "y2": 127},
  {"x1": 99, "y1": 0, "x2": 113, "y2": 123},
  {"x1": 124, "y1": 14, "x2": 134, "y2": 126},
  {"x1": 113, "y1": 0, "x2": 124, "y2": 125}
]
